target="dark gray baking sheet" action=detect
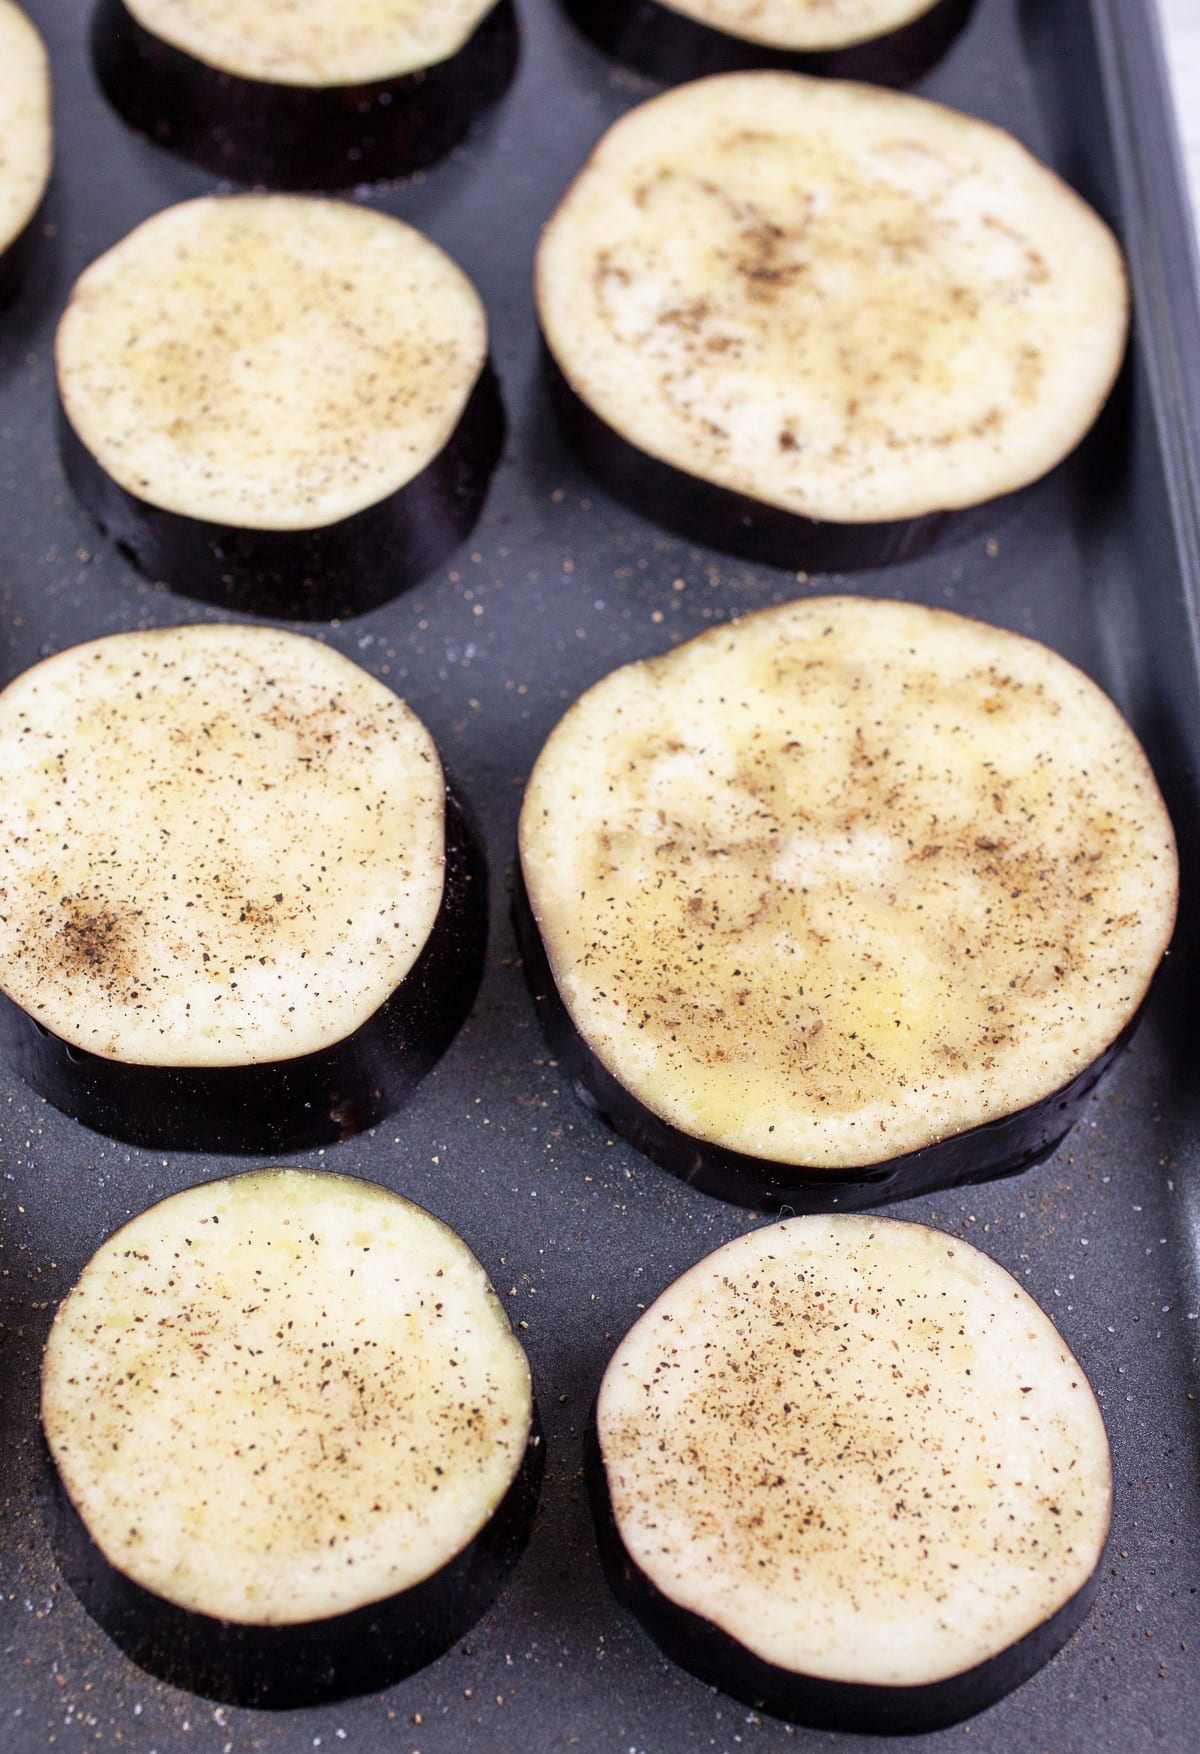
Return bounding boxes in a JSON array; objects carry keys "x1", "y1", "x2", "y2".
[{"x1": 1, "y1": 0, "x2": 1198, "y2": 1749}]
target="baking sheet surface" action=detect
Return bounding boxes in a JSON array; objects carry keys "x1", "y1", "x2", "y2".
[{"x1": 1, "y1": 1, "x2": 1198, "y2": 1750}]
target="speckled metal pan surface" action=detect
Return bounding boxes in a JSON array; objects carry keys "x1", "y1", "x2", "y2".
[{"x1": 1, "y1": 1, "x2": 1198, "y2": 1751}]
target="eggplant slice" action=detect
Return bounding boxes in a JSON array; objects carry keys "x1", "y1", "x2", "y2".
[
  {"x1": 0, "y1": 624, "x2": 487, "y2": 1153},
  {"x1": 517, "y1": 596, "x2": 1178, "y2": 1209},
  {"x1": 536, "y1": 73, "x2": 1128, "y2": 572},
  {"x1": 591, "y1": 1214, "x2": 1112, "y2": 1733},
  {"x1": 0, "y1": 1, "x2": 51, "y2": 306},
  {"x1": 91, "y1": 0, "x2": 518, "y2": 189},
  {"x1": 42, "y1": 1169, "x2": 542, "y2": 1708},
  {"x1": 560, "y1": 0, "x2": 976, "y2": 87},
  {"x1": 55, "y1": 195, "x2": 503, "y2": 619}
]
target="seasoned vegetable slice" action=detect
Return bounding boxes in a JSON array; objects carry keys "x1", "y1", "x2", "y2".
[
  {"x1": 592, "y1": 1214, "x2": 1111, "y2": 1730},
  {"x1": 537, "y1": 74, "x2": 1127, "y2": 569},
  {"x1": 56, "y1": 196, "x2": 502, "y2": 617},
  {"x1": 518, "y1": 597, "x2": 1177, "y2": 1206},
  {"x1": 43, "y1": 1170, "x2": 541, "y2": 1706},
  {"x1": 0, "y1": 0, "x2": 51, "y2": 302},
  {"x1": 0, "y1": 624, "x2": 486, "y2": 1151},
  {"x1": 92, "y1": 0, "x2": 517, "y2": 188}
]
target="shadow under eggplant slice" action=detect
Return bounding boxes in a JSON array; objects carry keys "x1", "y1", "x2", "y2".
[
  {"x1": 536, "y1": 72, "x2": 1128, "y2": 574},
  {"x1": 91, "y1": 0, "x2": 519, "y2": 189},
  {"x1": 516, "y1": 596, "x2": 1178, "y2": 1211},
  {"x1": 0, "y1": 625, "x2": 488, "y2": 1154},
  {"x1": 55, "y1": 194, "x2": 503, "y2": 619},
  {"x1": 588, "y1": 1215, "x2": 1111, "y2": 1732},
  {"x1": 42, "y1": 1170, "x2": 543, "y2": 1708},
  {"x1": 559, "y1": 0, "x2": 976, "y2": 89}
]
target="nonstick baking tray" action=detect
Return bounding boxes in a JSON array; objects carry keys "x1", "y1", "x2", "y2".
[{"x1": 1, "y1": 1, "x2": 1198, "y2": 1749}]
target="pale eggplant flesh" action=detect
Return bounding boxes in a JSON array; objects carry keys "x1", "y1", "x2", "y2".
[
  {"x1": 536, "y1": 74, "x2": 1129, "y2": 573},
  {"x1": 589, "y1": 1216, "x2": 1112, "y2": 1733},
  {"x1": 543, "y1": 348, "x2": 1013, "y2": 575},
  {"x1": 56, "y1": 367, "x2": 504, "y2": 620},
  {"x1": 587, "y1": 1422, "x2": 1102, "y2": 1733},
  {"x1": 47, "y1": 1414, "x2": 542, "y2": 1708},
  {"x1": 0, "y1": 1, "x2": 52, "y2": 305},
  {"x1": 1, "y1": 785, "x2": 486, "y2": 1154},
  {"x1": 0, "y1": 625, "x2": 488, "y2": 1153},
  {"x1": 560, "y1": 0, "x2": 976, "y2": 89},
  {"x1": 513, "y1": 860, "x2": 1142, "y2": 1212},
  {"x1": 42, "y1": 1171, "x2": 543, "y2": 1707},
  {"x1": 91, "y1": 0, "x2": 519, "y2": 190},
  {"x1": 516, "y1": 597, "x2": 1178, "y2": 1210},
  {"x1": 55, "y1": 196, "x2": 503, "y2": 619}
]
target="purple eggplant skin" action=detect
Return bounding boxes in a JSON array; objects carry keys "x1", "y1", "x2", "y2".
[
  {"x1": 0, "y1": 788, "x2": 486, "y2": 1155},
  {"x1": 542, "y1": 347, "x2": 1022, "y2": 575},
  {"x1": 44, "y1": 1409, "x2": 543, "y2": 1709},
  {"x1": 560, "y1": 0, "x2": 976, "y2": 87},
  {"x1": 0, "y1": 203, "x2": 45, "y2": 310},
  {"x1": 90, "y1": 0, "x2": 518, "y2": 190},
  {"x1": 513, "y1": 862, "x2": 1144, "y2": 1212},
  {"x1": 56, "y1": 363, "x2": 505, "y2": 621},
  {"x1": 585, "y1": 1414, "x2": 1102, "y2": 1733}
]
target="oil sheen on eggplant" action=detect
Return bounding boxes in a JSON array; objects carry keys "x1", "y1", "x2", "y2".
[
  {"x1": 517, "y1": 596, "x2": 1178, "y2": 1209},
  {"x1": 42, "y1": 1170, "x2": 542, "y2": 1708},
  {"x1": 55, "y1": 195, "x2": 503, "y2": 619},
  {"x1": 560, "y1": 0, "x2": 976, "y2": 88},
  {"x1": 590, "y1": 1215, "x2": 1112, "y2": 1732},
  {"x1": 536, "y1": 73, "x2": 1128, "y2": 571},
  {"x1": 91, "y1": 0, "x2": 518, "y2": 189},
  {"x1": 0, "y1": 1, "x2": 51, "y2": 305},
  {"x1": 0, "y1": 625, "x2": 486, "y2": 1153}
]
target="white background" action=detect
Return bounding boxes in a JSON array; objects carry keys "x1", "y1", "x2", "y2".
[{"x1": 1159, "y1": 0, "x2": 1200, "y2": 226}]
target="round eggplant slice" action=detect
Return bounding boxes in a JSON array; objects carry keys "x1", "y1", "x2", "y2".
[
  {"x1": 91, "y1": 0, "x2": 518, "y2": 189},
  {"x1": 0, "y1": 624, "x2": 486, "y2": 1153},
  {"x1": 517, "y1": 596, "x2": 1178, "y2": 1210},
  {"x1": 42, "y1": 1169, "x2": 542, "y2": 1708},
  {"x1": 591, "y1": 1214, "x2": 1111, "y2": 1732},
  {"x1": 0, "y1": 1, "x2": 52, "y2": 305},
  {"x1": 560, "y1": 0, "x2": 975, "y2": 87},
  {"x1": 536, "y1": 74, "x2": 1128, "y2": 572},
  {"x1": 55, "y1": 195, "x2": 503, "y2": 619}
]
